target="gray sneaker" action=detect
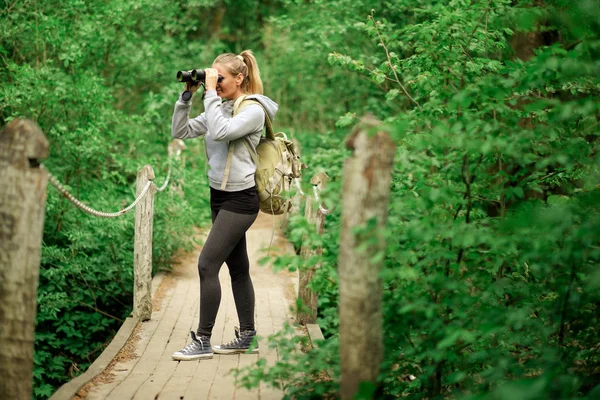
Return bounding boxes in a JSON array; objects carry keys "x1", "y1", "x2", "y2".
[
  {"x1": 213, "y1": 327, "x2": 259, "y2": 354},
  {"x1": 172, "y1": 331, "x2": 213, "y2": 361}
]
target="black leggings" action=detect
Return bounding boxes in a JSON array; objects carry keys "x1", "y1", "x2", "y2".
[{"x1": 196, "y1": 209, "x2": 258, "y2": 337}]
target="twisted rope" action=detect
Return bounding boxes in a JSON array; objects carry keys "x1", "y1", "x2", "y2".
[
  {"x1": 43, "y1": 165, "x2": 156, "y2": 218},
  {"x1": 312, "y1": 185, "x2": 334, "y2": 215},
  {"x1": 294, "y1": 177, "x2": 333, "y2": 215},
  {"x1": 155, "y1": 165, "x2": 171, "y2": 192},
  {"x1": 294, "y1": 177, "x2": 306, "y2": 196}
]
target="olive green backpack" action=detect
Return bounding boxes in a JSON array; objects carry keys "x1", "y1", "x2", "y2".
[{"x1": 220, "y1": 95, "x2": 304, "y2": 215}]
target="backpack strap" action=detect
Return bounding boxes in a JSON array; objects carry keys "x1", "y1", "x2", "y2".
[
  {"x1": 221, "y1": 96, "x2": 271, "y2": 190},
  {"x1": 220, "y1": 142, "x2": 236, "y2": 190},
  {"x1": 234, "y1": 98, "x2": 275, "y2": 140}
]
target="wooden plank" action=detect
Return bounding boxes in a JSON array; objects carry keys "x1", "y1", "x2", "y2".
[
  {"x1": 132, "y1": 273, "x2": 199, "y2": 399},
  {"x1": 51, "y1": 317, "x2": 138, "y2": 400},
  {"x1": 208, "y1": 266, "x2": 241, "y2": 400},
  {"x1": 306, "y1": 324, "x2": 325, "y2": 345},
  {"x1": 183, "y1": 358, "x2": 219, "y2": 399},
  {"x1": 233, "y1": 354, "x2": 259, "y2": 400},
  {"x1": 106, "y1": 277, "x2": 193, "y2": 399},
  {"x1": 80, "y1": 273, "x2": 177, "y2": 399},
  {"x1": 156, "y1": 375, "x2": 194, "y2": 399},
  {"x1": 132, "y1": 361, "x2": 179, "y2": 399},
  {"x1": 159, "y1": 286, "x2": 201, "y2": 398},
  {"x1": 208, "y1": 355, "x2": 239, "y2": 400},
  {"x1": 258, "y1": 284, "x2": 281, "y2": 399}
]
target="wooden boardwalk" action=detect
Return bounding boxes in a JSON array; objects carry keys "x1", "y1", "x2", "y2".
[{"x1": 68, "y1": 213, "x2": 298, "y2": 400}]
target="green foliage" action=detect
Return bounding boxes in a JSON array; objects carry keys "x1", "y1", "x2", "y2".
[
  {"x1": 234, "y1": 323, "x2": 341, "y2": 399},
  {"x1": 1, "y1": 0, "x2": 217, "y2": 396},
  {"x1": 3, "y1": 0, "x2": 599, "y2": 398},
  {"x1": 235, "y1": 0, "x2": 600, "y2": 398}
]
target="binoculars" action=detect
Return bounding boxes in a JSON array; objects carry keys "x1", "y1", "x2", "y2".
[{"x1": 177, "y1": 69, "x2": 223, "y2": 85}]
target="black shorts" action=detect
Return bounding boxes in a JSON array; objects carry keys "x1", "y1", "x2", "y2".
[{"x1": 210, "y1": 186, "x2": 259, "y2": 215}]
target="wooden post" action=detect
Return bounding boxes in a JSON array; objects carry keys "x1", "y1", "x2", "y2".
[
  {"x1": 168, "y1": 139, "x2": 186, "y2": 198},
  {"x1": 338, "y1": 116, "x2": 395, "y2": 399},
  {"x1": 281, "y1": 138, "x2": 303, "y2": 231},
  {"x1": 0, "y1": 119, "x2": 49, "y2": 399},
  {"x1": 297, "y1": 172, "x2": 329, "y2": 325},
  {"x1": 133, "y1": 165, "x2": 155, "y2": 321},
  {"x1": 167, "y1": 139, "x2": 186, "y2": 160},
  {"x1": 291, "y1": 138, "x2": 304, "y2": 216}
]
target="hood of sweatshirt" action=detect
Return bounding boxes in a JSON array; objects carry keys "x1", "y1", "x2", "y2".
[{"x1": 240, "y1": 94, "x2": 279, "y2": 123}]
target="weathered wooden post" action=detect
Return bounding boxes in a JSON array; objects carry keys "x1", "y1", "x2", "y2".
[
  {"x1": 297, "y1": 172, "x2": 329, "y2": 325},
  {"x1": 280, "y1": 138, "x2": 303, "y2": 231},
  {"x1": 0, "y1": 119, "x2": 49, "y2": 399},
  {"x1": 167, "y1": 139, "x2": 186, "y2": 159},
  {"x1": 338, "y1": 116, "x2": 395, "y2": 399},
  {"x1": 291, "y1": 138, "x2": 304, "y2": 216},
  {"x1": 133, "y1": 165, "x2": 155, "y2": 321},
  {"x1": 167, "y1": 139, "x2": 185, "y2": 198}
]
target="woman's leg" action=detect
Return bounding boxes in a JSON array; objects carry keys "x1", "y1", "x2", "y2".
[
  {"x1": 225, "y1": 233, "x2": 256, "y2": 332},
  {"x1": 196, "y1": 210, "x2": 257, "y2": 337}
]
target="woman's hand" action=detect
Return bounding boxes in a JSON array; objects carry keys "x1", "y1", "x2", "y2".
[
  {"x1": 185, "y1": 80, "x2": 201, "y2": 94},
  {"x1": 204, "y1": 68, "x2": 219, "y2": 91}
]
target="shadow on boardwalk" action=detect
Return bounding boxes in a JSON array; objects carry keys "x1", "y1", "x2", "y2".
[{"x1": 71, "y1": 213, "x2": 298, "y2": 400}]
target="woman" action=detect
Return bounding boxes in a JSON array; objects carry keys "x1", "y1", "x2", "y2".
[{"x1": 170, "y1": 50, "x2": 278, "y2": 361}]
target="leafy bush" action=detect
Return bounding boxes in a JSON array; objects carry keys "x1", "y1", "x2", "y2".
[
  {"x1": 3, "y1": 0, "x2": 599, "y2": 398},
  {"x1": 235, "y1": 0, "x2": 600, "y2": 398},
  {"x1": 1, "y1": 0, "x2": 216, "y2": 396}
]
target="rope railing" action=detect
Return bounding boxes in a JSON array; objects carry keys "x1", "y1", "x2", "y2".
[
  {"x1": 294, "y1": 177, "x2": 306, "y2": 196},
  {"x1": 293, "y1": 176, "x2": 333, "y2": 216},
  {"x1": 41, "y1": 152, "x2": 179, "y2": 323},
  {"x1": 42, "y1": 140, "x2": 184, "y2": 322},
  {"x1": 311, "y1": 184, "x2": 334, "y2": 215},
  {"x1": 44, "y1": 166, "x2": 156, "y2": 218},
  {"x1": 155, "y1": 166, "x2": 172, "y2": 192},
  {"x1": 43, "y1": 151, "x2": 177, "y2": 218}
]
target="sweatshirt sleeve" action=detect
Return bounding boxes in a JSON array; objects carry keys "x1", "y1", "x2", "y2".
[
  {"x1": 203, "y1": 90, "x2": 265, "y2": 142},
  {"x1": 171, "y1": 94, "x2": 208, "y2": 139}
]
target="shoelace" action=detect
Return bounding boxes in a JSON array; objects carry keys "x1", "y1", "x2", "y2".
[
  {"x1": 181, "y1": 332, "x2": 206, "y2": 353},
  {"x1": 185, "y1": 341, "x2": 201, "y2": 353},
  {"x1": 222, "y1": 335, "x2": 244, "y2": 348}
]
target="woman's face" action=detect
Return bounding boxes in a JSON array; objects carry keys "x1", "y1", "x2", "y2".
[{"x1": 212, "y1": 63, "x2": 243, "y2": 100}]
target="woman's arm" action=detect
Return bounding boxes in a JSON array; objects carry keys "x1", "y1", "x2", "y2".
[
  {"x1": 172, "y1": 96, "x2": 208, "y2": 139},
  {"x1": 203, "y1": 90, "x2": 264, "y2": 142}
]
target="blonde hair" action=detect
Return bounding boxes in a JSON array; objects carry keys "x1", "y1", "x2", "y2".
[{"x1": 213, "y1": 50, "x2": 263, "y2": 95}]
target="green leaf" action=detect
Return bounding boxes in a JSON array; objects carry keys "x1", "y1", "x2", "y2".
[
  {"x1": 336, "y1": 112, "x2": 357, "y2": 128},
  {"x1": 386, "y1": 89, "x2": 400, "y2": 101}
]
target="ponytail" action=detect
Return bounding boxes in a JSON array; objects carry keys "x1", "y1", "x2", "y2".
[
  {"x1": 240, "y1": 50, "x2": 263, "y2": 95},
  {"x1": 213, "y1": 49, "x2": 264, "y2": 95}
]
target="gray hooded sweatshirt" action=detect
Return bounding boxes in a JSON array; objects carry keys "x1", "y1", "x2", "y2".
[{"x1": 172, "y1": 89, "x2": 279, "y2": 192}]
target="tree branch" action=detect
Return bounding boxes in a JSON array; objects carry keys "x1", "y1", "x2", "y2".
[
  {"x1": 78, "y1": 301, "x2": 125, "y2": 323},
  {"x1": 368, "y1": 12, "x2": 422, "y2": 110}
]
